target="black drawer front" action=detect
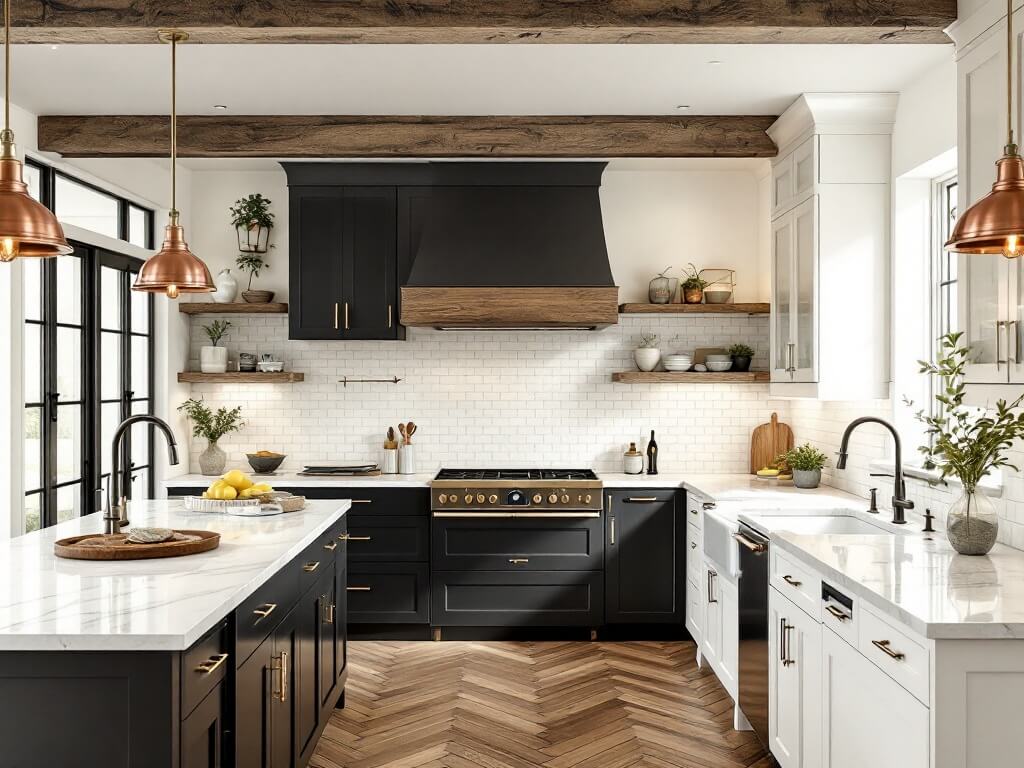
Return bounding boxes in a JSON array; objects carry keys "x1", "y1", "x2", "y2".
[
  {"x1": 347, "y1": 563, "x2": 430, "y2": 624},
  {"x1": 431, "y1": 517, "x2": 603, "y2": 571},
  {"x1": 297, "y1": 517, "x2": 348, "y2": 592},
  {"x1": 182, "y1": 620, "x2": 229, "y2": 718},
  {"x1": 347, "y1": 515, "x2": 429, "y2": 562},
  {"x1": 311, "y1": 488, "x2": 430, "y2": 515},
  {"x1": 235, "y1": 565, "x2": 299, "y2": 668},
  {"x1": 432, "y1": 571, "x2": 603, "y2": 627}
]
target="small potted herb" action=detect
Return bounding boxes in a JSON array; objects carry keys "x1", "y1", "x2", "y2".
[
  {"x1": 200, "y1": 319, "x2": 231, "y2": 374},
  {"x1": 729, "y1": 343, "x2": 755, "y2": 372},
  {"x1": 230, "y1": 193, "x2": 274, "y2": 254},
  {"x1": 633, "y1": 332, "x2": 661, "y2": 372},
  {"x1": 235, "y1": 252, "x2": 273, "y2": 304},
  {"x1": 178, "y1": 398, "x2": 244, "y2": 475},
  {"x1": 784, "y1": 443, "x2": 828, "y2": 489},
  {"x1": 681, "y1": 263, "x2": 709, "y2": 304}
]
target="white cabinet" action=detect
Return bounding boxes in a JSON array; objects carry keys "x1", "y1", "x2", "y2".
[
  {"x1": 821, "y1": 625, "x2": 928, "y2": 768},
  {"x1": 700, "y1": 564, "x2": 738, "y2": 700},
  {"x1": 701, "y1": 565, "x2": 722, "y2": 671},
  {"x1": 768, "y1": 587, "x2": 821, "y2": 768},
  {"x1": 767, "y1": 94, "x2": 893, "y2": 400},
  {"x1": 685, "y1": 517, "x2": 703, "y2": 648}
]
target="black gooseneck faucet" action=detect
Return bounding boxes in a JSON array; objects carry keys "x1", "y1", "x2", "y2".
[
  {"x1": 104, "y1": 415, "x2": 180, "y2": 534},
  {"x1": 836, "y1": 417, "x2": 914, "y2": 525}
]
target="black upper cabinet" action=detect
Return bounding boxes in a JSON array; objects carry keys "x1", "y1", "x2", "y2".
[
  {"x1": 288, "y1": 185, "x2": 401, "y2": 341},
  {"x1": 605, "y1": 490, "x2": 686, "y2": 624}
]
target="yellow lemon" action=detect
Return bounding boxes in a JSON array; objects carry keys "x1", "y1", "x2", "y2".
[
  {"x1": 251, "y1": 482, "x2": 273, "y2": 493},
  {"x1": 222, "y1": 470, "x2": 253, "y2": 491}
]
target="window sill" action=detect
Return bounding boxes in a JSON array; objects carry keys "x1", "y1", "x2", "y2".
[{"x1": 866, "y1": 460, "x2": 1003, "y2": 497}]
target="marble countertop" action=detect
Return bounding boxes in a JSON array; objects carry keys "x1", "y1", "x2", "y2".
[
  {"x1": 0, "y1": 499, "x2": 350, "y2": 652},
  {"x1": 164, "y1": 472, "x2": 436, "y2": 488},
  {"x1": 772, "y1": 532, "x2": 1024, "y2": 640}
]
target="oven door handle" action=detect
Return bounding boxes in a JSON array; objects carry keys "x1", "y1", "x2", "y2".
[
  {"x1": 733, "y1": 532, "x2": 768, "y2": 553},
  {"x1": 432, "y1": 511, "x2": 600, "y2": 519}
]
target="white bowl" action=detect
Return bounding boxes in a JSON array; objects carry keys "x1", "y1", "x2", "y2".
[
  {"x1": 706, "y1": 361, "x2": 733, "y2": 372},
  {"x1": 705, "y1": 354, "x2": 732, "y2": 363},
  {"x1": 663, "y1": 355, "x2": 693, "y2": 365},
  {"x1": 664, "y1": 363, "x2": 692, "y2": 372},
  {"x1": 705, "y1": 290, "x2": 733, "y2": 304}
]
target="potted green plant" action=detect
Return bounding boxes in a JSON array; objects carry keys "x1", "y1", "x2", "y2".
[
  {"x1": 681, "y1": 263, "x2": 709, "y2": 304},
  {"x1": 633, "y1": 332, "x2": 661, "y2": 372},
  {"x1": 178, "y1": 398, "x2": 244, "y2": 475},
  {"x1": 230, "y1": 193, "x2": 274, "y2": 254},
  {"x1": 784, "y1": 443, "x2": 828, "y2": 489},
  {"x1": 235, "y1": 252, "x2": 273, "y2": 304},
  {"x1": 199, "y1": 319, "x2": 231, "y2": 374},
  {"x1": 728, "y1": 343, "x2": 755, "y2": 372},
  {"x1": 912, "y1": 332, "x2": 1024, "y2": 554}
]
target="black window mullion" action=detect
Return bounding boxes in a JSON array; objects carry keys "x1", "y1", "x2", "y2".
[{"x1": 41, "y1": 259, "x2": 57, "y2": 528}]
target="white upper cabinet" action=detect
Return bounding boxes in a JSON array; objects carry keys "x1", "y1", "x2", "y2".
[{"x1": 767, "y1": 94, "x2": 894, "y2": 400}]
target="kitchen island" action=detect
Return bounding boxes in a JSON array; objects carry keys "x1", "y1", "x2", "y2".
[{"x1": 0, "y1": 498, "x2": 351, "y2": 768}]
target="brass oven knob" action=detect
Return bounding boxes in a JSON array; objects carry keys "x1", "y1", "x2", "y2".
[
  {"x1": 449, "y1": 495, "x2": 457, "y2": 504},
  {"x1": 476, "y1": 493, "x2": 486, "y2": 504},
  {"x1": 584, "y1": 494, "x2": 592, "y2": 504},
  {"x1": 488, "y1": 494, "x2": 498, "y2": 504},
  {"x1": 532, "y1": 494, "x2": 543, "y2": 504},
  {"x1": 561, "y1": 494, "x2": 569, "y2": 504},
  {"x1": 438, "y1": 494, "x2": 448, "y2": 504},
  {"x1": 548, "y1": 493, "x2": 558, "y2": 504},
  {"x1": 464, "y1": 494, "x2": 473, "y2": 504}
]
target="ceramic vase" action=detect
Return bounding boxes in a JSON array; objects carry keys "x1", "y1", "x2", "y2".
[
  {"x1": 682, "y1": 286, "x2": 704, "y2": 304},
  {"x1": 792, "y1": 469, "x2": 821, "y2": 489},
  {"x1": 731, "y1": 355, "x2": 752, "y2": 372},
  {"x1": 200, "y1": 346, "x2": 228, "y2": 374},
  {"x1": 947, "y1": 490, "x2": 998, "y2": 555},
  {"x1": 633, "y1": 347, "x2": 661, "y2": 372},
  {"x1": 199, "y1": 442, "x2": 226, "y2": 476},
  {"x1": 211, "y1": 268, "x2": 238, "y2": 303}
]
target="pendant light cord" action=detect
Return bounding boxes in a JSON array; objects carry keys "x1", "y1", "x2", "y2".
[
  {"x1": 1010, "y1": 0, "x2": 1016, "y2": 148},
  {"x1": 5, "y1": 0, "x2": 11, "y2": 135},
  {"x1": 170, "y1": 33, "x2": 177, "y2": 215}
]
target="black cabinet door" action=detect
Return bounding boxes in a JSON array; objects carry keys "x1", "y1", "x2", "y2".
[
  {"x1": 343, "y1": 187, "x2": 399, "y2": 339},
  {"x1": 336, "y1": 558, "x2": 348, "y2": 685},
  {"x1": 181, "y1": 682, "x2": 225, "y2": 768},
  {"x1": 289, "y1": 188, "x2": 346, "y2": 340},
  {"x1": 295, "y1": 575, "x2": 327, "y2": 766},
  {"x1": 317, "y1": 562, "x2": 338, "y2": 711},
  {"x1": 605, "y1": 490, "x2": 685, "y2": 624},
  {"x1": 270, "y1": 608, "x2": 298, "y2": 768},
  {"x1": 347, "y1": 562, "x2": 431, "y2": 624},
  {"x1": 235, "y1": 637, "x2": 274, "y2": 768}
]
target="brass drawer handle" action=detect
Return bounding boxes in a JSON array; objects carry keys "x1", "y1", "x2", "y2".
[
  {"x1": 195, "y1": 653, "x2": 229, "y2": 675},
  {"x1": 782, "y1": 574, "x2": 803, "y2": 588},
  {"x1": 334, "y1": 302, "x2": 339, "y2": 330},
  {"x1": 825, "y1": 604, "x2": 851, "y2": 622},
  {"x1": 350, "y1": 499, "x2": 372, "y2": 504},
  {"x1": 388, "y1": 304, "x2": 393, "y2": 328},
  {"x1": 303, "y1": 561, "x2": 320, "y2": 573},
  {"x1": 252, "y1": 603, "x2": 277, "y2": 622},
  {"x1": 347, "y1": 586, "x2": 372, "y2": 592},
  {"x1": 626, "y1": 496, "x2": 658, "y2": 502},
  {"x1": 272, "y1": 651, "x2": 288, "y2": 702},
  {"x1": 347, "y1": 535, "x2": 372, "y2": 542},
  {"x1": 509, "y1": 558, "x2": 529, "y2": 564},
  {"x1": 871, "y1": 639, "x2": 905, "y2": 660},
  {"x1": 344, "y1": 301, "x2": 350, "y2": 330},
  {"x1": 324, "y1": 541, "x2": 338, "y2": 552}
]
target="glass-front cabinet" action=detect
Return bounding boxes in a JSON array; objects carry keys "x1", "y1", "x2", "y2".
[{"x1": 771, "y1": 197, "x2": 817, "y2": 383}]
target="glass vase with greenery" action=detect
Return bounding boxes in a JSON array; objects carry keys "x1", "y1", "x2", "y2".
[
  {"x1": 911, "y1": 332, "x2": 1024, "y2": 554},
  {"x1": 178, "y1": 398, "x2": 244, "y2": 475},
  {"x1": 230, "y1": 193, "x2": 274, "y2": 253}
]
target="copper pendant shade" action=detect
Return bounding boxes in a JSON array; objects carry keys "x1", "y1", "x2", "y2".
[
  {"x1": 947, "y1": 0, "x2": 1024, "y2": 258},
  {"x1": 0, "y1": 0, "x2": 71, "y2": 262},
  {"x1": 133, "y1": 30, "x2": 214, "y2": 297}
]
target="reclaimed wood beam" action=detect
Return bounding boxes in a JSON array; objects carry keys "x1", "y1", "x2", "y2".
[
  {"x1": 12, "y1": 1, "x2": 956, "y2": 44},
  {"x1": 37, "y1": 115, "x2": 779, "y2": 159}
]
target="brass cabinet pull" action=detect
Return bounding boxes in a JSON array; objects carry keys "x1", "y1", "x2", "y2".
[
  {"x1": 781, "y1": 621, "x2": 795, "y2": 666},
  {"x1": 347, "y1": 586, "x2": 371, "y2": 592},
  {"x1": 782, "y1": 574, "x2": 802, "y2": 588},
  {"x1": 871, "y1": 639, "x2": 905, "y2": 660},
  {"x1": 303, "y1": 561, "x2": 320, "y2": 573},
  {"x1": 509, "y1": 558, "x2": 529, "y2": 564},
  {"x1": 825, "y1": 604, "x2": 851, "y2": 622},
  {"x1": 252, "y1": 603, "x2": 277, "y2": 622},
  {"x1": 195, "y1": 653, "x2": 229, "y2": 675},
  {"x1": 609, "y1": 516, "x2": 616, "y2": 545},
  {"x1": 350, "y1": 499, "x2": 372, "y2": 504},
  {"x1": 707, "y1": 570, "x2": 718, "y2": 604},
  {"x1": 322, "y1": 596, "x2": 335, "y2": 624},
  {"x1": 324, "y1": 541, "x2": 338, "y2": 552},
  {"x1": 334, "y1": 302, "x2": 339, "y2": 331},
  {"x1": 344, "y1": 301, "x2": 350, "y2": 330},
  {"x1": 272, "y1": 651, "x2": 288, "y2": 702},
  {"x1": 734, "y1": 533, "x2": 767, "y2": 553},
  {"x1": 626, "y1": 496, "x2": 658, "y2": 503},
  {"x1": 388, "y1": 304, "x2": 393, "y2": 328},
  {"x1": 347, "y1": 535, "x2": 372, "y2": 542}
]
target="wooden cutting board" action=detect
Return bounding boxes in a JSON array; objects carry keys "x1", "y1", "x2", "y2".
[{"x1": 750, "y1": 412, "x2": 794, "y2": 474}]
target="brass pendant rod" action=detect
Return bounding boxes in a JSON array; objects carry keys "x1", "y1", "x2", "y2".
[
  {"x1": 170, "y1": 33, "x2": 177, "y2": 215},
  {"x1": 4, "y1": 0, "x2": 9, "y2": 134},
  {"x1": 1009, "y1": 0, "x2": 1015, "y2": 148}
]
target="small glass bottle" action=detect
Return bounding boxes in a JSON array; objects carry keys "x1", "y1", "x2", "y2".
[{"x1": 646, "y1": 430, "x2": 659, "y2": 475}]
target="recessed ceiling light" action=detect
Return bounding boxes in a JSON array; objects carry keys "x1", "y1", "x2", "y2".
[
  {"x1": 49, "y1": 45, "x2": 59, "y2": 50},
  {"x1": 676, "y1": 105, "x2": 691, "y2": 111},
  {"x1": 213, "y1": 104, "x2": 228, "y2": 110},
  {"x1": 708, "y1": 59, "x2": 723, "y2": 65}
]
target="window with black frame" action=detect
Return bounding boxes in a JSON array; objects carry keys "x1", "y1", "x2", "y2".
[{"x1": 22, "y1": 158, "x2": 156, "y2": 533}]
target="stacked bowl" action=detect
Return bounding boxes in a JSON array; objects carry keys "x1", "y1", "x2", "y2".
[
  {"x1": 663, "y1": 354, "x2": 693, "y2": 372},
  {"x1": 706, "y1": 354, "x2": 733, "y2": 372}
]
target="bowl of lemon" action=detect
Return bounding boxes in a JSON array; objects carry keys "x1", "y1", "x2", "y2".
[{"x1": 185, "y1": 470, "x2": 287, "y2": 515}]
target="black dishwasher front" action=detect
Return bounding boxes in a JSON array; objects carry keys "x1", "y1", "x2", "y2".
[{"x1": 735, "y1": 522, "x2": 770, "y2": 747}]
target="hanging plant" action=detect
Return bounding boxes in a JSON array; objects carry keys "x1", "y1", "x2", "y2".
[{"x1": 230, "y1": 193, "x2": 274, "y2": 253}]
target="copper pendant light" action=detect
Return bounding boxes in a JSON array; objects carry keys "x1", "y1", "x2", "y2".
[
  {"x1": 133, "y1": 30, "x2": 214, "y2": 298},
  {"x1": 0, "y1": 0, "x2": 71, "y2": 261},
  {"x1": 947, "y1": 0, "x2": 1024, "y2": 258}
]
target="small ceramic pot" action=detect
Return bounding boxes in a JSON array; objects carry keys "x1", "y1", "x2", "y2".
[
  {"x1": 200, "y1": 346, "x2": 228, "y2": 374},
  {"x1": 243, "y1": 290, "x2": 275, "y2": 304},
  {"x1": 199, "y1": 442, "x2": 227, "y2": 476},
  {"x1": 633, "y1": 347, "x2": 661, "y2": 372},
  {"x1": 682, "y1": 286, "x2": 704, "y2": 304},
  {"x1": 792, "y1": 469, "x2": 821, "y2": 489},
  {"x1": 211, "y1": 268, "x2": 238, "y2": 303},
  {"x1": 731, "y1": 355, "x2": 752, "y2": 372}
]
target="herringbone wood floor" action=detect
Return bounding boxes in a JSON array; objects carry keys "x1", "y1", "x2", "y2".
[{"x1": 311, "y1": 640, "x2": 772, "y2": 768}]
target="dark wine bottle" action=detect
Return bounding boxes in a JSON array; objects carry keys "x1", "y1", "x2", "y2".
[{"x1": 646, "y1": 430, "x2": 658, "y2": 475}]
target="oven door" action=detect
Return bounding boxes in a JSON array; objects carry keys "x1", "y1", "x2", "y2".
[{"x1": 736, "y1": 523, "x2": 770, "y2": 746}]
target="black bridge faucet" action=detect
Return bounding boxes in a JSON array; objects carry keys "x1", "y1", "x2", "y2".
[
  {"x1": 836, "y1": 417, "x2": 913, "y2": 525},
  {"x1": 104, "y1": 415, "x2": 180, "y2": 534}
]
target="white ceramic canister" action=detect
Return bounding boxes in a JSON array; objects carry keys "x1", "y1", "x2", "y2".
[
  {"x1": 382, "y1": 448, "x2": 398, "y2": 474},
  {"x1": 623, "y1": 442, "x2": 644, "y2": 474},
  {"x1": 398, "y1": 444, "x2": 416, "y2": 475}
]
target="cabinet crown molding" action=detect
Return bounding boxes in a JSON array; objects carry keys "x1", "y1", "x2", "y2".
[{"x1": 768, "y1": 93, "x2": 899, "y2": 152}]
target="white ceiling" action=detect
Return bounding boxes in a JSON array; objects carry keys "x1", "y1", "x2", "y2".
[{"x1": 12, "y1": 43, "x2": 952, "y2": 117}]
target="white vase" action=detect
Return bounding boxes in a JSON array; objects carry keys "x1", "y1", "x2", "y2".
[
  {"x1": 200, "y1": 346, "x2": 228, "y2": 373},
  {"x1": 633, "y1": 347, "x2": 661, "y2": 372},
  {"x1": 211, "y1": 268, "x2": 238, "y2": 303},
  {"x1": 398, "y1": 445, "x2": 416, "y2": 475},
  {"x1": 199, "y1": 442, "x2": 226, "y2": 475}
]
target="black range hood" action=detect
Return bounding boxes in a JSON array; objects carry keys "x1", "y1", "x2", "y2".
[{"x1": 400, "y1": 162, "x2": 619, "y2": 329}]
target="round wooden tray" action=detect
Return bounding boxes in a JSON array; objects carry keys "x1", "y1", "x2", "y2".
[{"x1": 53, "y1": 530, "x2": 221, "y2": 561}]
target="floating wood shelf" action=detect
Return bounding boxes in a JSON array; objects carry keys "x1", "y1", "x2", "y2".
[
  {"x1": 178, "y1": 302, "x2": 288, "y2": 315},
  {"x1": 177, "y1": 372, "x2": 304, "y2": 383},
  {"x1": 618, "y1": 303, "x2": 770, "y2": 315},
  {"x1": 612, "y1": 371, "x2": 770, "y2": 384}
]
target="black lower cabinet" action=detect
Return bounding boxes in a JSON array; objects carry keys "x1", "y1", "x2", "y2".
[
  {"x1": 271, "y1": 606, "x2": 300, "y2": 768},
  {"x1": 347, "y1": 562, "x2": 431, "y2": 623},
  {"x1": 183, "y1": 681, "x2": 226, "y2": 768},
  {"x1": 605, "y1": 490, "x2": 686, "y2": 624},
  {"x1": 236, "y1": 636, "x2": 275, "y2": 768}
]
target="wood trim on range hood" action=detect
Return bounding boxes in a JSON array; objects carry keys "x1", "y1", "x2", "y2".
[{"x1": 400, "y1": 287, "x2": 620, "y2": 329}]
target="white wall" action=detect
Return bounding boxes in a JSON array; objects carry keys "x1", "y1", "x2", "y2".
[{"x1": 892, "y1": 55, "x2": 958, "y2": 178}]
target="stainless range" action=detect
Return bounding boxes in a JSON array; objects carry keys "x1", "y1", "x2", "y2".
[{"x1": 430, "y1": 468, "x2": 603, "y2": 517}]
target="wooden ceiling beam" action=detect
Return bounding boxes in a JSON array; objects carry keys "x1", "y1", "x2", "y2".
[
  {"x1": 37, "y1": 115, "x2": 779, "y2": 159},
  {"x1": 12, "y1": 1, "x2": 956, "y2": 44}
]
